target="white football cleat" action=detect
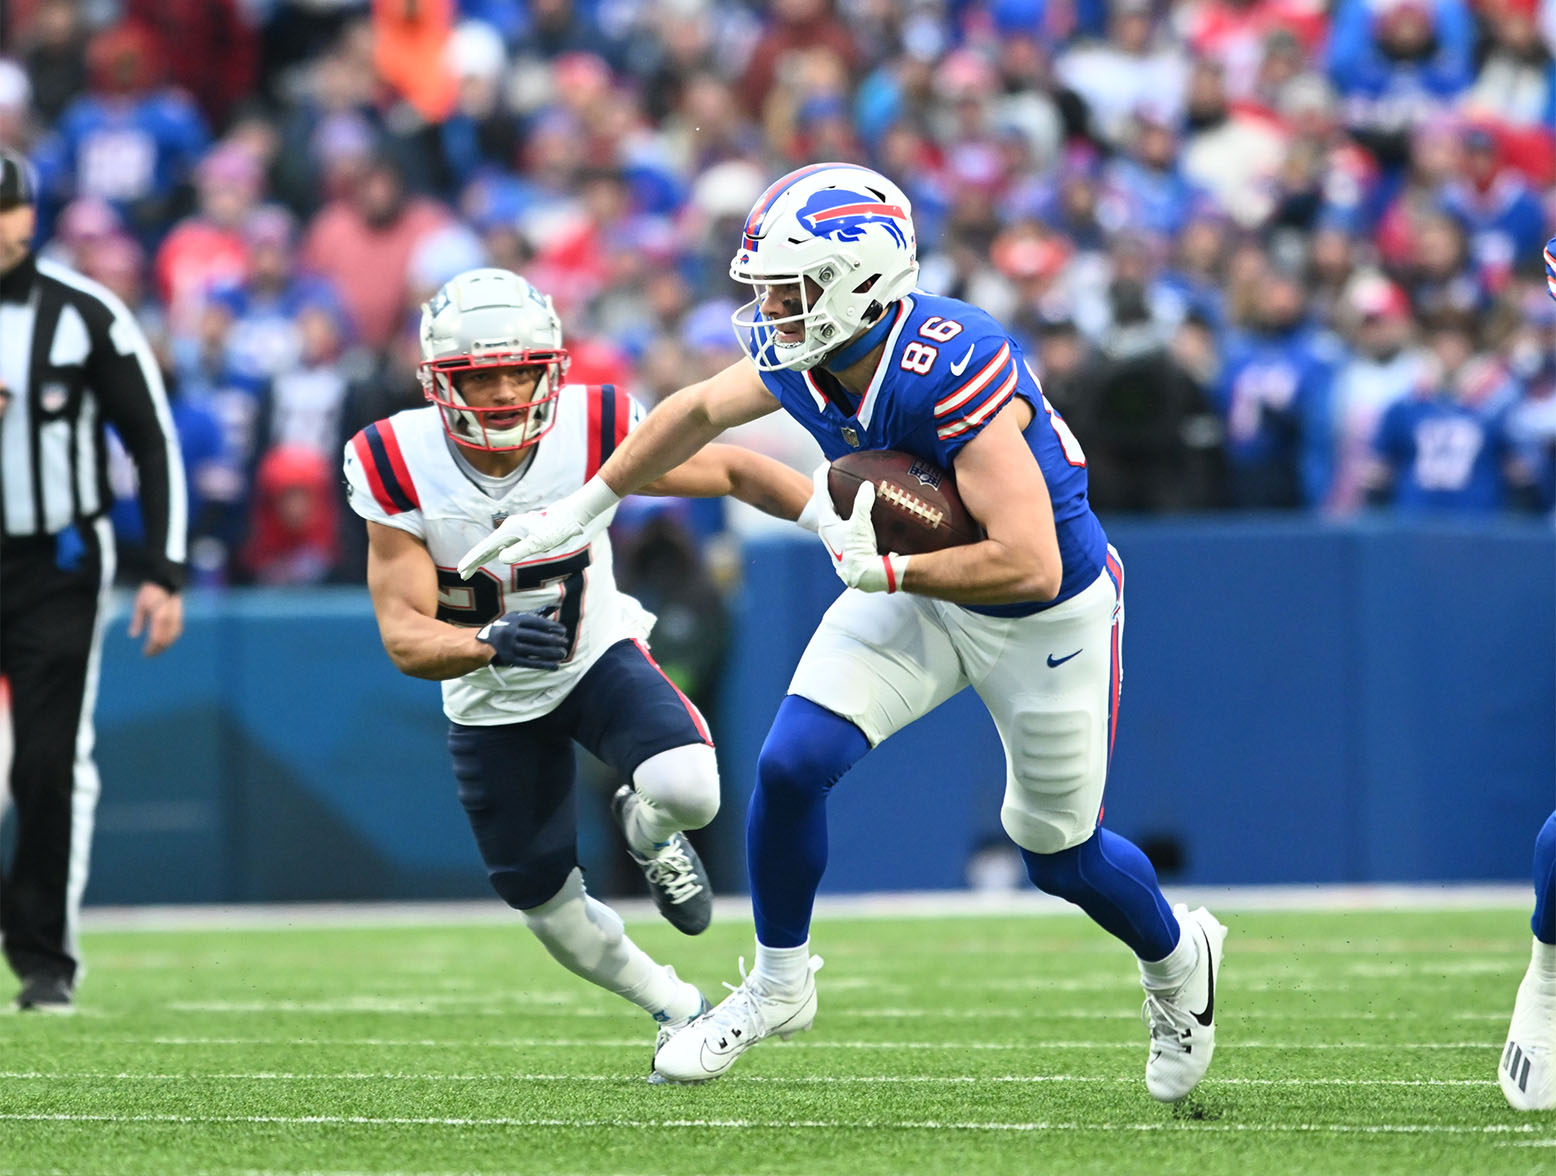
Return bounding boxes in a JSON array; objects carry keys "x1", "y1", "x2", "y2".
[
  {"x1": 1500, "y1": 937, "x2": 1556, "y2": 1111},
  {"x1": 647, "y1": 983, "x2": 711, "y2": 1086},
  {"x1": 652, "y1": 955, "x2": 823, "y2": 1084},
  {"x1": 1142, "y1": 905, "x2": 1226, "y2": 1103}
]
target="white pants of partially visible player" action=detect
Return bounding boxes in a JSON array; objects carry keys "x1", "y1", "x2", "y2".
[{"x1": 788, "y1": 546, "x2": 1124, "y2": 855}]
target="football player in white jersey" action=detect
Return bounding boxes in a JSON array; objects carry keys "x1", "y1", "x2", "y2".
[
  {"x1": 458, "y1": 165, "x2": 1224, "y2": 1099},
  {"x1": 342, "y1": 268, "x2": 811, "y2": 1074}
]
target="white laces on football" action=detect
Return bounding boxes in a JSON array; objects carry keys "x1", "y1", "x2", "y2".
[{"x1": 641, "y1": 838, "x2": 704, "y2": 905}]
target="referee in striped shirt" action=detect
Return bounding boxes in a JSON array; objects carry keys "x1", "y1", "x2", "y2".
[{"x1": 0, "y1": 147, "x2": 186, "y2": 1012}]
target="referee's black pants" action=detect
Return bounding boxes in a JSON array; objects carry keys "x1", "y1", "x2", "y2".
[{"x1": 0, "y1": 517, "x2": 113, "y2": 988}]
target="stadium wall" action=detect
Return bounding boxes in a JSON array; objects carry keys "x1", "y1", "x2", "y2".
[{"x1": 84, "y1": 517, "x2": 1556, "y2": 905}]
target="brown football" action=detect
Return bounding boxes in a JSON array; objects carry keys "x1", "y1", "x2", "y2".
[{"x1": 828, "y1": 450, "x2": 982, "y2": 555}]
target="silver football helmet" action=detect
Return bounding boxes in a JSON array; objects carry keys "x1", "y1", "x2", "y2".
[{"x1": 418, "y1": 268, "x2": 571, "y2": 452}]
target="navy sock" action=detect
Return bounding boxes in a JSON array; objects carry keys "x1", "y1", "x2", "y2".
[
  {"x1": 1021, "y1": 828, "x2": 1179, "y2": 961},
  {"x1": 1533, "y1": 809, "x2": 1556, "y2": 945},
  {"x1": 748, "y1": 695, "x2": 871, "y2": 948}
]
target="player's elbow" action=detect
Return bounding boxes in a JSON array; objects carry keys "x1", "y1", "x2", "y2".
[
  {"x1": 1022, "y1": 561, "x2": 1063, "y2": 603},
  {"x1": 1006, "y1": 537, "x2": 1062, "y2": 602}
]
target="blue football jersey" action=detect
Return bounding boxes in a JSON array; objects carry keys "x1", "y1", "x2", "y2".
[
  {"x1": 744, "y1": 291, "x2": 1108, "y2": 615},
  {"x1": 1373, "y1": 391, "x2": 1517, "y2": 512}
]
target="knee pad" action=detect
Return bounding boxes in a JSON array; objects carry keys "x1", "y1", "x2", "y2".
[
  {"x1": 489, "y1": 847, "x2": 577, "y2": 911},
  {"x1": 1001, "y1": 708, "x2": 1097, "y2": 854},
  {"x1": 520, "y1": 868, "x2": 624, "y2": 975},
  {"x1": 632, "y1": 743, "x2": 720, "y2": 832}
]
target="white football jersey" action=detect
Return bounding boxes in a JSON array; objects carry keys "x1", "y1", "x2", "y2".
[{"x1": 343, "y1": 383, "x2": 654, "y2": 725}]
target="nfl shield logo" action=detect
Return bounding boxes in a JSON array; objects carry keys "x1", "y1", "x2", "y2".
[
  {"x1": 491, "y1": 512, "x2": 508, "y2": 529},
  {"x1": 840, "y1": 426, "x2": 860, "y2": 448}
]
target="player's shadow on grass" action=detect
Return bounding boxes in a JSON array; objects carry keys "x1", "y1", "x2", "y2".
[{"x1": 1168, "y1": 1094, "x2": 1225, "y2": 1122}]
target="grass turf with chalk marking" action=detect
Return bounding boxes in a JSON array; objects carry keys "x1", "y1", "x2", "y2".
[{"x1": 0, "y1": 906, "x2": 1551, "y2": 1176}]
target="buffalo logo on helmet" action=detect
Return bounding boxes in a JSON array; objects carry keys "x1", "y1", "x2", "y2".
[{"x1": 796, "y1": 189, "x2": 909, "y2": 248}]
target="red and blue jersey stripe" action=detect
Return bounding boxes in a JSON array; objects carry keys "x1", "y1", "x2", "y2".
[
  {"x1": 351, "y1": 421, "x2": 419, "y2": 515},
  {"x1": 585, "y1": 384, "x2": 631, "y2": 479}
]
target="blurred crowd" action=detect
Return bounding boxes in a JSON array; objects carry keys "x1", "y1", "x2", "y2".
[{"x1": 5, "y1": 0, "x2": 1556, "y2": 594}]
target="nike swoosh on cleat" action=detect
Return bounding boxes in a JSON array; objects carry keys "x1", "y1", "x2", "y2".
[
  {"x1": 1192, "y1": 925, "x2": 1215, "y2": 1027},
  {"x1": 1046, "y1": 650, "x2": 1081, "y2": 668},
  {"x1": 949, "y1": 343, "x2": 976, "y2": 376}
]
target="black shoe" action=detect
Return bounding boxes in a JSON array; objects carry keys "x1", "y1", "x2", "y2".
[
  {"x1": 612, "y1": 784, "x2": 713, "y2": 935},
  {"x1": 17, "y1": 974, "x2": 74, "y2": 1014}
]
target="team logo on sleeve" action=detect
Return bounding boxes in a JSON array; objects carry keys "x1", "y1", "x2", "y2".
[{"x1": 797, "y1": 190, "x2": 909, "y2": 248}]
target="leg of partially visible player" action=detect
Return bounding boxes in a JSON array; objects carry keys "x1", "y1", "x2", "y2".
[
  {"x1": 653, "y1": 591, "x2": 962, "y2": 1083},
  {"x1": 970, "y1": 552, "x2": 1224, "y2": 1104},
  {"x1": 448, "y1": 719, "x2": 706, "y2": 1079},
  {"x1": 1501, "y1": 809, "x2": 1556, "y2": 1110},
  {"x1": 574, "y1": 639, "x2": 722, "y2": 936}
]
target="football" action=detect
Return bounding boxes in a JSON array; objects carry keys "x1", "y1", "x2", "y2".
[{"x1": 828, "y1": 449, "x2": 981, "y2": 555}]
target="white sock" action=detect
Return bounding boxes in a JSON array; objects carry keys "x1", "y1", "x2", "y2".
[
  {"x1": 522, "y1": 869, "x2": 699, "y2": 1020},
  {"x1": 1532, "y1": 936, "x2": 1556, "y2": 983},
  {"x1": 622, "y1": 965, "x2": 705, "y2": 1025},
  {"x1": 755, "y1": 939, "x2": 812, "y2": 993},
  {"x1": 1138, "y1": 912, "x2": 1198, "y2": 993},
  {"x1": 623, "y1": 791, "x2": 680, "y2": 855}
]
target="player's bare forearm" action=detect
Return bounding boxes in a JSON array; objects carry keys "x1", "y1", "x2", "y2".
[
  {"x1": 366, "y1": 522, "x2": 495, "y2": 680},
  {"x1": 599, "y1": 358, "x2": 782, "y2": 497},
  {"x1": 644, "y1": 444, "x2": 812, "y2": 520},
  {"x1": 909, "y1": 406, "x2": 1062, "y2": 604},
  {"x1": 379, "y1": 607, "x2": 496, "y2": 680},
  {"x1": 898, "y1": 538, "x2": 1061, "y2": 605}
]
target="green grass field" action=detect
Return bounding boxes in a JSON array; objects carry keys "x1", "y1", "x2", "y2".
[{"x1": 0, "y1": 903, "x2": 1551, "y2": 1176}]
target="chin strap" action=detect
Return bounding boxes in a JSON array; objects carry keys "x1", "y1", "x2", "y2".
[{"x1": 824, "y1": 304, "x2": 896, "y2": 370}]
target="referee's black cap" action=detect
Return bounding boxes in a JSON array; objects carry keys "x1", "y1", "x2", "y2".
[{"x1": 0, "y1": 148, "x2": 36, "y2": 211}]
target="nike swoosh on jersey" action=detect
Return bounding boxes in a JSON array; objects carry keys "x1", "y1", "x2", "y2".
[
  {"x1": 1046, "y1": 650, "x2": 1081, "y2": 667},
  {"x1": 949, "y1": 342, "x2": 977, "y2": 376}
]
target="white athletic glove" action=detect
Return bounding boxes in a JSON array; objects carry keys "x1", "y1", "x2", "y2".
[
  {"x1": 456, "y1": 477, "x2": 620, "y2": 579},
  {"x1": 809, "y1": 464, "x2": 909, "y2": 594}
]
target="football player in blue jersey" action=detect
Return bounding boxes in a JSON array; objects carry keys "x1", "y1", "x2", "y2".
[
  {"x1": 1498, "y1": 236, "x2": 1556, "y2": 1111},
  {"x1": 458, "y1": 162, "x2": 1226, "y2": 1099}
]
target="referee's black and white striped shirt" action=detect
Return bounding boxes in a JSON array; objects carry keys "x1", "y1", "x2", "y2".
[{"x1": 0, "y1": 251, "x2": 187, "y2": 589}]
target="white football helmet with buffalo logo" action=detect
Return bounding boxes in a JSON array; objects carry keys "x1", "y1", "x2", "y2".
[
  {"x1": 418, "y1": 268, "x2": 571, "y2": 452},
  {"x1": 730, "y1": 162, "x2": 920, "y2": 371}
]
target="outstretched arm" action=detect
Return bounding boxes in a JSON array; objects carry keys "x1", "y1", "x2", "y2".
[
  {"x1": 459, "y1": 359, "x2": 784, "y2": 575},
  {"x1": 642, "y1": 443, "x2": 812, "y2": 522},
  {"x1": 601, "y1": 358, "x2": 782, "y2": 495}
]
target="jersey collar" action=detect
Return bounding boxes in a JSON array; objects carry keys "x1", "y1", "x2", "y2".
[{"x1": 801, "y1": 297, "x2": 913, "y2": 422}]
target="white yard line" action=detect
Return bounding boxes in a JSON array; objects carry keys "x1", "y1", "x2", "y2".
[
  {"x1": 76, "y1": 884, "x2": 1532, "y2": 933},
  {"x1": 0, "y1": 1071, "x2": 1500, "y2": 1087},
  {"x1": 0, "y1": 1112, "x2": 1546, "y2": 1136},
  {"x1": 55, "y1": 1036, "x2": 1503, "y2": 1050}
]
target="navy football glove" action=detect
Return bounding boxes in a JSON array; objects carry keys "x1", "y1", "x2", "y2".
[{"x1": 476, "y1": 609, "x2": 569, "y2": 670}]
